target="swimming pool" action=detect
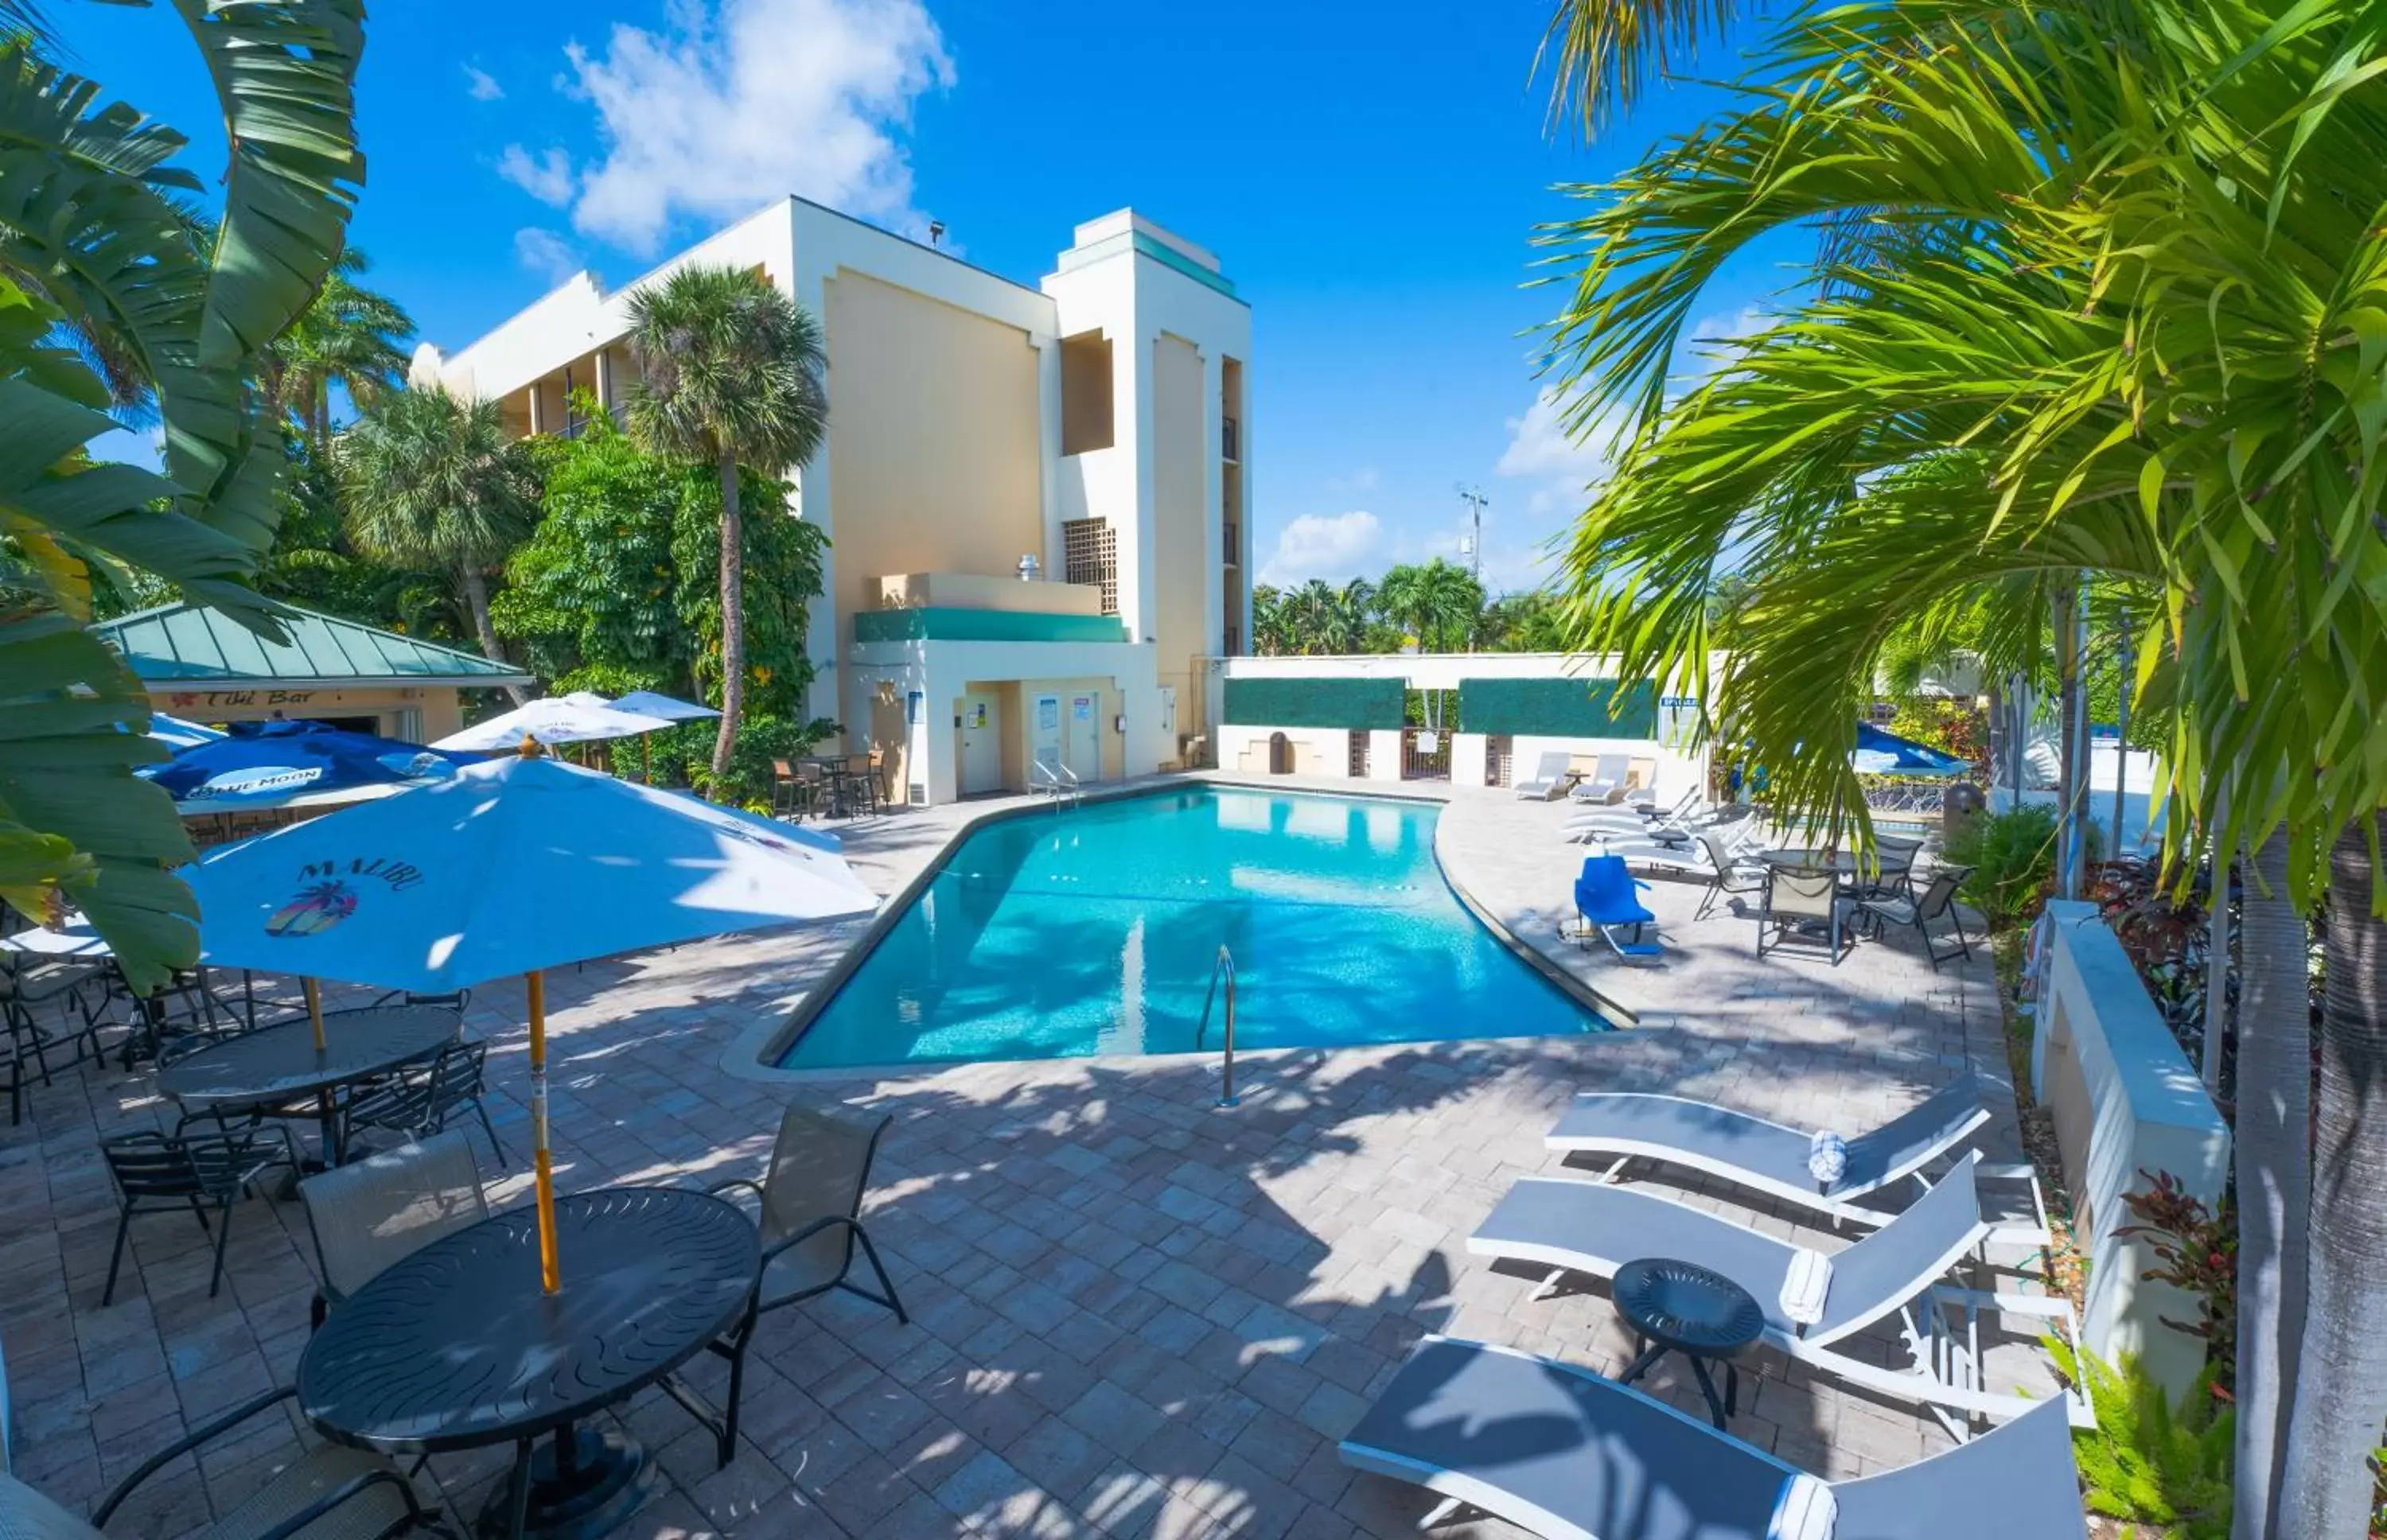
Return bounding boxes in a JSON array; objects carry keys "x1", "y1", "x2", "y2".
[{"x1": 775, "y1": 784, "x2": 1607, "y2": 1069}]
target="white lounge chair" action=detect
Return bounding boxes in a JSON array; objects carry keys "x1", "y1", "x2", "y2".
[
  {"x1": 1512, "y1": 751, "x2": 1576, "y2": 800},
  {"x1": 1548, "y1": 1073, "x2": 1999, "y2": 1227},
  {"x1": 1466, "y1": 1154, "x2": 2087, "y2": 1432},
  {"x1": 1341, "y1": 1337, "x2": 2088, "y2": 1540},
  {"x1": 1565, "y1": 754, "x2": 1630, "y2": 803}
]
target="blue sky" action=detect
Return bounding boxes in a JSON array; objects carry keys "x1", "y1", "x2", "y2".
[{"x1": 66, "y1": 0, "x2": 1796, "y2": 596}]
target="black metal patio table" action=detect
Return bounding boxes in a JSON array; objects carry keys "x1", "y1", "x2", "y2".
[
  {"x1": 298, "y1": 1186, "x2": 761, "y2": 1540},
  {"x1": 156, "y1": 1002, "x2": 460, "y2": 1166},
  {"x1": 1612, "y1": 1255, "x2": 1766, "y2": 1429}
]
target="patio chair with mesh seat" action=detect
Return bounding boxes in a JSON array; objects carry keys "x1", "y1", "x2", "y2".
[
  {"x1": 101, "y1": 1124, "x2": 302, "y2": 1305},
  {"x1": 1692, "y1": 830, "x2": 1768, "y2": 920},
  {"x1": 0, "y1": 1382, "x2": 448, "y2": 1538},
  {"x1": 693, "y1": 1103, "x2": 908, "y2": 1468},
  {"x1": 299, "y1": 1130, "x2": 489, "y2": 1330},
  {"x1": 1859, "y1": 867, "x2": 1976, "y2": 970},
  {"x1": 1758, "y1": 865, "x2": 1851, "y2": 964},
  {"x1": 339, "y1": 1040, "x2": 504, "y2": 1169}
]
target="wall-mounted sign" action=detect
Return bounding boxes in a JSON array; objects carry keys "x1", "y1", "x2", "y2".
[
  {"x1": 170, "y1": 689, "x2": 319, "y2": 709},
  {"x1": 1037, "y1": 698, "x2": 1059, "y2": 733},
  {"x1": 968, "y1": 702, "x2": 989, "y2": 729},
  {"x1": 905, "y1": 690, "x2": 923, "y2": 725},
  {"x1": 1071, "y1": 694, "x2": 1093, "y2": 724}
]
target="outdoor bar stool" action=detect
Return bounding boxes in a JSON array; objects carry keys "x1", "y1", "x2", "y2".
[
  {"x1": 695, "y1": 1103, "x2": 909, "y2": 1468},
  {"x1": 771, "y1": 757, "x2": 811, "y2": 820},
  {"x1": 100, "y1": 1124, "x2": 302, "y2": 1305},
  {"x1": 0, "y1": 1386, "x2": 446, "y2": 1538},
  {"x1": 299, "y1": 1130, "x2": 489, "y2": 1330},
  {"x1": 845, "y1": 752, "x2": 882, "y2": 816}
]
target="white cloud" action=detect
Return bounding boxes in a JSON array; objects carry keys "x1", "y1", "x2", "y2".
[
  {"x1": 1259, "y1": 511, "x2": 1384, "y2": 587},
  {"x1": 1681, "y1": 303, "x2": 1771, "y2": 381},
  {"x1": 512, "y1": 0, "x2": 953, "y2": 255},
  {"x1": 498, "y1": 145, "x2": 577, "y2": 206},
  {"x1": 463, "y1": 64, "x2": 504, "y2": 101},
  {"x1": 513, "y1": 228, "x2": 583, "y2": 286}
]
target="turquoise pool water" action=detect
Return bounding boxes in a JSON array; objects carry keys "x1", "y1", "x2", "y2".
[{"x1": 777, "y1": 785, "x2": 1606, "y2": 1069}]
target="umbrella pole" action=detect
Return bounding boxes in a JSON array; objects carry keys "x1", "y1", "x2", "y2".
[
  {"x1": 528, "y1": 969, "x2": 562, "y2": 1294},
  {"x1": 302, "y1": 977, "x2": 325, "y2": 1051}
]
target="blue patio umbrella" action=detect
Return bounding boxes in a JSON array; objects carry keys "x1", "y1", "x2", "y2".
[
  {"x1": 1852, "y1": 721, "x2": 1971, "y2": 776},
  {"x1": 147, "y1": 713, "x2": 225, "y2": 751},
  {"x1": 143, "y1": 719, "x2": 473, "y2": 811}
]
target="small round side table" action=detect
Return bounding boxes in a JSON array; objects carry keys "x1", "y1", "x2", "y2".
[{"x1": 1612, "y1": 1255, "x2": 1766, "y2": 1429}]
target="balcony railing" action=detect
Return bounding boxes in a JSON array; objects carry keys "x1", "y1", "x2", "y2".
[
  {"x1": 1222, "y1": 521, "x2": 1241, "y2": 565},
  {"x1": 1221, "y1": 416, "x2": 1240, "y2": 463}
]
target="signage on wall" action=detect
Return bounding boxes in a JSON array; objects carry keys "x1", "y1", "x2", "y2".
[
  {"x1": 1037, "y1": 698, "x2": 1059, "y2": 733},
  {"x1": 968, "y1": 702, "x2": 989, "y2": 729},
  {"x1": 170, "y1": 689, "x2": 318, "y2": 709},
  {"x1": 905, "y1": 690, "x2": 923, "y2": 725},
  {"x1": 1071, "y1": 695, "x2": 1093, "y2": 724}
]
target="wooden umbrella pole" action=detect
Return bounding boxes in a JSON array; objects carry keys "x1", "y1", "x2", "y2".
[
  {"x1": 528, "y1": 969, "x2": 561, "y2": 1294},
  {"x1": 302, "y1": 976, "x2": 325, "y2": 1050}
]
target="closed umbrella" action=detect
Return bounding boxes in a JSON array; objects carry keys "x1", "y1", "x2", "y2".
[
  {"x1": 430, "y1": 697, "x2": 676, "y2": 753},
  {"x1": 182, "y1": 746, "x2": 878, "y2": 1293},
  {"x1": 144, "y1": 720, "x2": 471, "y2": 811}
]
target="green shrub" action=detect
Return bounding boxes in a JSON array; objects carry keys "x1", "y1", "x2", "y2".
[
  {"x1": 1943, "y1": 803, "x2": 2062, "y2": 930},
  {"x1": 676, "y1": 711, "x2": 839, "y2": 808},
  {"x1": 2047, "y1": 1341, "x2": 2233, "y2": 1538}
]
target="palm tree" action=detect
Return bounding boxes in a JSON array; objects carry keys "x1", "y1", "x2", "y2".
[
  {"x1": 1377, "y1": 560, "x2": 1485, "y2": 654},
  {"x1": 266, "y1": 246, "x2": 415, "y2": 450},
  {"x1": 336, "y1": 388, "x2": 538, "y2": 702},
  {"x1": 624, "y1": 266, "x2": 827, "y2": 786},
  {"x1": 1250, "y1": 585, "x2": 1292, "y2": 655},
  {"x1": 0, "y1": 14, "x2": 365, "y2": 990},
  {"x1": 1532, "y1": 4, "x2": 2387, "y2": 1532}
]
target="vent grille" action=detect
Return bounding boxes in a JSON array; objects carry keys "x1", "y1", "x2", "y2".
[{"x1": 1063, "y1": 518, "x2": 1119, "y2": 616}]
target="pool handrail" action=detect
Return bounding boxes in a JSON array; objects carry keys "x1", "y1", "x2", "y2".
[{"x1": 1195, "y1": 945, "x2": 1239, "y2": 1108}]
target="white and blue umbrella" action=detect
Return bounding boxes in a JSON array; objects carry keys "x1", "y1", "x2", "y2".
[
  {"x1": 604, "y1": 689, "x2": 720, "y2": 723},
  {"x1": 148, "y1": 713, "x2": 226, "y2": 751},
  {"x1": 430, "y1": 697, "x2": 677, "y2": 752},
  {"x1": 183, "y1": 749, "x2": 878, "y2": 1292}
]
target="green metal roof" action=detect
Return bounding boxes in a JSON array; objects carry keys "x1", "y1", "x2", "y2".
[{"x1": 92, "y1": 601, "x2": 532, "y2": 687}]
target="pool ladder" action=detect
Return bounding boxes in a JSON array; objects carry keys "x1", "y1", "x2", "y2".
[{"x1": 1194, "y1": 945, "x2": 1239, "y2": 1108}]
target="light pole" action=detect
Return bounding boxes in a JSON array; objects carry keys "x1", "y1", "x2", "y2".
[{"x1": 1455, "y1": 484, "x2": 1488, "y2": 585}]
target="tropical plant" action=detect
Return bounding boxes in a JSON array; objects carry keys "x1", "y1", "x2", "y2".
[
  {"x1": 263, "y1": 245, "x2": 412, "y2": 449},
  {"x1": 1250, "y1": 583, "x2": 1291, "y2": 655},
  {"x1": 1377, "y1": 559, "x2": 1484, "y2": 653},
  {"x1": 495, "y1": 397, "x2": 831, "y2": 725},
  {"x1": 624, "y1": 265, "x2": 828, "y2": 788},
  {"x1": 0, "y1": 10, "x2": 364, "y2": 990},
  {"x1": 2116, "y1": 1169, "x2": 2240, "y2": 1388},
  {"x1": 1531, "y1": 0, "x2": 2387, "y2": 1526},
  {"x1": 1478, "y1": 589, "x2": 1571, "y2": 652},
  {"x1": 2050, "y1": 1341, "x2": 2235, "y2": 1539},
  {"x1": 334, "y1": 387, "x2": 535, "y2": 699},
  {"x1": 1942, "y1": 806, "x2": 2060, "y2": 933}
]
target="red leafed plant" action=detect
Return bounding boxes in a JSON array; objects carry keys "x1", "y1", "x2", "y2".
[{"x1": 2115, "y1": 1169, "x2": 2237, "y2": 1397}]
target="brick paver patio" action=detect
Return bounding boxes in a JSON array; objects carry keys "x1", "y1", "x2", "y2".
[{"x1": 0, "y1": 778, "x2": 2053, "y2": 1538}]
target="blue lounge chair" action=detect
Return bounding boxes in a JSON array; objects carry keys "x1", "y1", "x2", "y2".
[
  {"x1": 1340, "y1": 1337, "x2": 2089, "y2": 1539},
  {"x1": 1574, "y1": 856, "x2": 1660, "y2": 962}
]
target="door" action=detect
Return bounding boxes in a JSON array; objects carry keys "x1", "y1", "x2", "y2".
[
  {"x1": 1066, "y1": 692, "x2": 1100, "y2": 784},
  {"x1": 960, "y1": 693, "x2": 1002, "y2": 795}
]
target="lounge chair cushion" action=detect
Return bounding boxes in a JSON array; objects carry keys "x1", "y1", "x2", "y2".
[{"x1": 1341, "y1": 1338, "x2": 1823, "y2": 1540}]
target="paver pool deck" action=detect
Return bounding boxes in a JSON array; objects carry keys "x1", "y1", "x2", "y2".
[{"x1": 0, "y1": 776, "x2": 2051, "y2": 1538}]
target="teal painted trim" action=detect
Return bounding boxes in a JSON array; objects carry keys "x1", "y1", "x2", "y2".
[
  {"x1": 1132, "y1": 233, "x2": 1244, "y2": 303},
  {"x1": 853, "y1": 608, "x2": 1131, "y2": 644}
]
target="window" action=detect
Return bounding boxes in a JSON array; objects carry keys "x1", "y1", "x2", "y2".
[
  {"x1": 1061, "y1": 330, "x2": 1114, "y2": 454},
  {"x1": 1064, "y1": 519, "x2": 1119, "y2": 616}
]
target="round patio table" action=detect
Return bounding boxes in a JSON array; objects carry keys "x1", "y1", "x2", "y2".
[
  {"x1": 298, "y1": 1187, "x2": 760, "y2": 1540},
  {"x1": 157, "y1": 1003, "x2": 458, "y2": 1165},
  {"x1": 1613, "y1": 1256, "x2": 1766, "y2": 1429}
]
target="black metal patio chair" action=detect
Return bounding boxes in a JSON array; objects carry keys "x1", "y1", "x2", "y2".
[
  {"x1": 1857, "y1": 866, "x2": 1976, "y2": 970},
  {"x1": 100, "y1": 1124, "x2": 301, "y2": 1305}
]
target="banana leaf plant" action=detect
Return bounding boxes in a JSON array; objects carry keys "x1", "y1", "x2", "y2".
[{"x1": 0, "y1": 4, "x2": 364, "y2": 990}]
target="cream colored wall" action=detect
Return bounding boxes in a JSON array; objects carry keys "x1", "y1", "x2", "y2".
[
  {"x1": 874, "y1": 573, "x2": 1104, "y2": 616},
  {"x1": 1151, "y1": 332, "x2": 1206, "y2": 724},
  {"x1": 823, "y1": 271, "x2": 1046, "y2": 646}
]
